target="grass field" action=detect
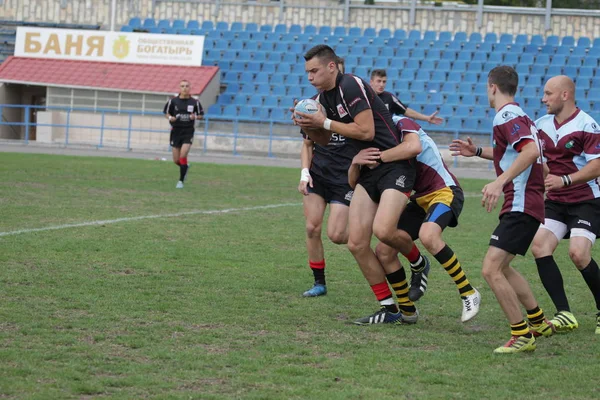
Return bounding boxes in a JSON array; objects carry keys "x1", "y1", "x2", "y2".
[{"x1": 1, "y1": 152, "x2": 599, "y2": 399}]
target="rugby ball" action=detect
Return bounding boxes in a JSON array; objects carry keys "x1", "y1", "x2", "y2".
[{"x1": 294, "y1": 98, "x2": 320, "y2": 119}]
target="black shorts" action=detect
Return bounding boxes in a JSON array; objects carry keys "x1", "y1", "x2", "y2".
[
  {"x1": 170, "y1": 128, "x2": 195, "y2": 148},
  {"x1": 307, "y1": 174, "x2": 353, "y2": 206},
  {"x1": 397, "y1": 186, "x2": 464, "y2": 240},
  {"x1": 356, "y1": 161, "x2": 416, "y2": 204},
  {"x1": 489, "y1": 212, "x2": 541, "y2": 256},
  {"x1": 544, "y1": 199, "x2": 600, "y2": 238}
]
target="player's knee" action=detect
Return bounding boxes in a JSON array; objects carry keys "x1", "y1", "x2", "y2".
[
  {"x1": 419, "y1": 230, "x2": 442, "y2": 253},
  {"x1": 372, "y1": 224, "x2": 395, "y2": 244},
  {"x1": 375, "y1": 243, "x2": 396, "y2": 265},
  {"x1": 530, "y1": 238, "x2": 550, "y2": 258},
  {"x1": 305, "y1": 222, "x2": 322, "y2": 239},
  {"x1": 327, "y1": 230, "x2": 347, "y2": 245},
  {"x1": 348, "y1": 239, "x2": 369, "y2": 255},
  {"x1": 568, "y1": 248, "x2": 590, "y2": 269}
]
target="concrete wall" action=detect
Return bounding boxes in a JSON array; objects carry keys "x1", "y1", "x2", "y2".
[{"x1": 2, "y1": 0, "x2": 599, "y2": 39}]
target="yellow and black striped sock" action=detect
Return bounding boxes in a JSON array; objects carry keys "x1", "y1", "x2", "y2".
[
  {"x1": 434, "y1": 245, "x2": 475, "y2": 297},
  {"x1": 511, "y1": 320, "x2": 532, "y2": 338},
  {"x1": 386, "y1": 268, "x2": 416, "y2": 315},
  {"x1": 527, "y1": 306, "x2": 546, "y2": 327}
]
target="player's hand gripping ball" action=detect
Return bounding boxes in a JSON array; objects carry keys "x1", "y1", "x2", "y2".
[{"x1": 294, "y1": 99, "x2": 320, "y2": 119}]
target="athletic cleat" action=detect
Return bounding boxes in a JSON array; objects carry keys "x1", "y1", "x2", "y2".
[
  {"x1": 408, "y1": 256, "x2": 430, "y2": 301},
  {"x1": 595, "y1": 313, "x2": 600, "y2": 335},
  {"x1": 493, "y1": 335, "x2": 536, "y2": 354},
  {"x1": 353, "y1": 307, "x2": 401, "y2": 325},
  {"x1": 176, "y1": 181, "x2": 184, "y2": 189},
  {"x1": 302, "y1": 284, "x2": 327, "y2": 297},
  {"x1": 353, "y1": 307, "x2": 419, "y2": 325},
  {"x1": 550, "y1": 311, "x2": 579, "y2": 333},
  {"x1": 529, "y1": 318, "x2": 556, "y2": 338},
  {"x1": 461, "y1": 289, "x2": 481, "y2": 322}
]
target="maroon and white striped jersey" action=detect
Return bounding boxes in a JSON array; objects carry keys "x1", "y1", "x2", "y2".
[{"x1": 536, "y1": 109, "x2": 600, "y2": 203}]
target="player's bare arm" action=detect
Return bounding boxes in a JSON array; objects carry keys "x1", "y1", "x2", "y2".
[
  {"x1": 347, "y1": 148, "x2": 380, "y2": 188},
  {"x1": 298, "y1": 139, "x2": 314, "y2": 195},
  {"x1": 405, "y1": 108, "x2": 444, "y2": 125},
  {"x1": 296, "y1": 107, "x2": 375, "y2": 142},
  {"x1": 449, "y1": 137, "x2": 493, "y2": 160},
  {"x1": 482, "y1": 140, "x2": 540, "y2": 212},
  {"x1": 379, "y1": 132, "x2": 422, "y2": 162},
  {"x1": 545, "y1": 158, "x2": 600, "y2": 191}
]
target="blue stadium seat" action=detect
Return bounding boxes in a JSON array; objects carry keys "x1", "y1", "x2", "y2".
[
  {"x1": 514, "y1": 34, "x2": 528, "y2": 45},
  {"x1": 546, "y1": 35, "x2": 559, "y2": 46},
  {"x1": 410, "y1": 81, "x2": 425, "y2": 93},
  {"x1": 216, "y1": 21, "x2": 229, "y2": 31},
  {"x1": 158, "y1": 19, "x2": 170, "y2": 29},
  {"x1": 550, "y1": 55, "x2": 567, "y2": 66},
  {"x1": 379, "y1": 28, "x2": 392, "y2": 38},
  {"x1": 561, "y1": 36, "x2": 575, "y2": 46},
  {"x1": 143, "y1": 18, "x2": 156, "y2": 28},
  {"x1": 260, "y1": 24, "x2": 272, "y2": 33},
  {"x1": 441, "y1": 50, "x2": 457, "y2": 61},
  {"x1": 120, "y1": 25, "x2": 133, "y2": 32},
  {"x1": 394, "y1": 29, "x2": 407, "y2": 40},
  {"x1": 454, "y1": 32, "x2": 467, "y2": 42},
  {"x1": 484, "y1": 33, "x2": 497, "y2": 43},
  {"x1": 436, "y1": 60, "x2": 451, "y2": 71},
  {"x1": 423, "y1": 31, "x2": 437, "y2": 42},
  {"x1": 207, "y1": 104, "x2": 222, "y2": 116},
  {"x1": 273, "y1": 24, "x2": 286, "y2": 34},
  {"x1": 223, "y1": 71, "x2": 238, "y2": 84},
  {"x1": 318, "y1": 26, "x2": 331, "y2": 35},
  {"x1": 201, "y1": 21, "x2": 214, "y2": 30},
  {"x1": 524, "y1": 44, "x2": 539, "y2": 54},
  {"x1": 373, "y1": 58, "x2": 389, "y2": 69},
  {"x1": 128, "y1": 17, "x2": 141, "y2": 28},
  {"x1": 567, "y1": 56, "x2": 583, "y2": 67},
  {"x1": 556, "y1": 46, "x2": 571, "y2": 56},
  {"x1": 244, "y1": 22, "x2": 258, "y2": 32},
  {"x1": 563, "y1": 66, "x2": 578, "y2": 78},
  {"x1": 540, "y1": 44, "x2": 556, "y2": 54},
  {"x1": 457, "y1": 51, "x2": 473, "y2": 62},
  {"x1": 469, "y1": 32, "x2": 482, "y2": 43},
  {"x1": 408, "y1": 30, "x2": 421, "y2": 40},
  {"x1": 499, "y1": 33, "x2": 513, "y2": 44},
  {"x1": 413, "y1": 92, "x2": 428, "y2": 105},
  {"x1": 530, "y1": 35, "x2": 544, "y2": 46},
  {"x1": 381, "y1": 47, "x2": 395, "y2": 58},
  {"x1": 421, "y1": 60, "x2": 436, "y2": 71},
  {"x1": 452, "y1": 61, "x2": 468, "y2": 72},
  {"x1": 426, "y1": 82, "x2": 441, "y2": 93},
  {"x1": 223, "y1": 105, "x2": 237, "y2": 118},
  {"x1": 577, "y1": 37, "x2": 591, "y2": 48},
  {"x1": 472, "y1": 52, "x2": 487, "y2": 62},
  {"x1": 431, "y1": 71, "x2": 446, "y2": 83},
  {"x1": 468, "y1": 61, "x2": 483, "y2": 72},
  {"x1": 426, "y1": 50, "x2": 441, "y2": 60},
  {"x1": 288, "y1": 24, "x2": 302, "y2": 35},
  {"x1": 187, "y1": 20, "x2": 199, "y2": 30},
  {"x1": 172, "y1": 19, "x2": 185, "y2": 29},
  {"x1": 363, "y1": 27, "x2": 376, "y2": 37},
  {"x1": 579, "y1": 66, "x2": 594, "y2": 79},
  {"x1": 438, "y1": 31, "x2": 452, "y2": 43},
  {"x1": 249, "y1": 95, "x2": 263, "y2": 108},
  {"x1": 247, "y1": 61, "x2": 261, "y2": 73}
]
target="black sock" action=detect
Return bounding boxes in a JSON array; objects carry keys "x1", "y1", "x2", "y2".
[
  {"x1": 535, "y1": 256, "x2": 570, "y2": 312},
  {"x1": 179, "y1": 164, "x2": 188, "y2": 182},
  {"x1": 580, "y1": 259, "x2": 600, "y2": 311}
]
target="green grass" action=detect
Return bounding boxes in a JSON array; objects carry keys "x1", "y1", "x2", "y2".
[{"x1": 0, "y1": 153, "x2": 599, "y2": 399}]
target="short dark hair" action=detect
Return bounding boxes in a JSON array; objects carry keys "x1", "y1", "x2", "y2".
[
  {"x1": 336, "y1": 57, "x2": 345, "y2": 73},
  {"x1": 488, "y1": 66, "x2": 518, "y2": 96},
  {"x1": 370, "y1": 69, "x2": 387, "y2": 79},
  {"x1": 304, "y1": 44, "x2": 338, "y2": 64}
]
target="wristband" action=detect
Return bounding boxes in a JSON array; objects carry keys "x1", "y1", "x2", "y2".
[
  {"x1": 561, "y1": 175, "x2": 572, "y2": 187},
  {"x1": 475, "y1": 147, "x2": 483, "y2": 157},
  {"x1": 300, "y1": 168, "x2": 311, "y2": 182},
  {"x1": 323, "y1": 118, "x2": 332, "y2": 131}
]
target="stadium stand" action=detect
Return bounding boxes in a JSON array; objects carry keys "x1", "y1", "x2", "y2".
[{"x1": 67, "y1": 18, "x2": 595, "y2": 131}]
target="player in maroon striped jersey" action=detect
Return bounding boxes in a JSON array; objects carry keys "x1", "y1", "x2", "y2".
[
  {"x1": 450, "y1": 66, "x2": 554, "y2": 353},
  {"x1": 530, "y1": 75, "x2": 600, "y2": 335}
]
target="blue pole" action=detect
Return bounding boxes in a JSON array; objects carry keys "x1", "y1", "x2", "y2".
[
  {"x1": 99, "y1": 111, "x2": 105, "y2": 148},
  {"x1": 268, "y1": 120, "x2": 274, "y2": 158},
  {"x1": 127, "y1": 113, "x2": 132, "y2": 151},
  {"x1": 203, "y1": 117, "x2": 208, "y2": 153},
  {"x1": 233, "y1": 119, "x2": 238, "y2": 155},
  {"x1": 24, "y1": 105, "x2": 30, "y2": 144},
  {"x1": 65, "y1": 110, "x2": 71, "y2": 145}
]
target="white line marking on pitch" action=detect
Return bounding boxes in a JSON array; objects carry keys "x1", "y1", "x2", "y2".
[{"x1": 0, "y1": 203, "x2": 301, "y2": 238}]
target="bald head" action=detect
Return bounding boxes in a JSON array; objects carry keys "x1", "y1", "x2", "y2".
[
  {"x1": 542, "y1": 75, "x2": 577, "y2": 118},
  {"x1": 546, "y1": 75, "x2": 575, "y2": 98}
]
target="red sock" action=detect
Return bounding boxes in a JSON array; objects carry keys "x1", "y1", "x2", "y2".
[
  {"x1": 401, "y1": 244, "x2": 421, "y2": 264},
  {"x1": 370, "y1": 281, "x2": 393, "y2": 301},
  {"x1": 179, "y1": 157, "x2": 188, "y2": 166},
  {"x1": 309, "y1": 260, "x2": 325, "y2": 270}
]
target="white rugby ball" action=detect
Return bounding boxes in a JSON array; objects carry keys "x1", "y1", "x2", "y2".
[{"x1": 294, "y1": 98, "x2": 320, "y2": 119}]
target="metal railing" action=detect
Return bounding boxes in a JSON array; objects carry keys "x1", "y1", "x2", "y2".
[{"x1": 1, "y1": 104, "x2": 495, "y2": 169}]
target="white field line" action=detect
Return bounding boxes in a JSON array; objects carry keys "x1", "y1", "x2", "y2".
[
  {"x1": 0, "y1": 193, "x2": 486, "y2": 238},
  {"x1": 0, "y1": 202, "x2": 302, "y2": 238}
]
